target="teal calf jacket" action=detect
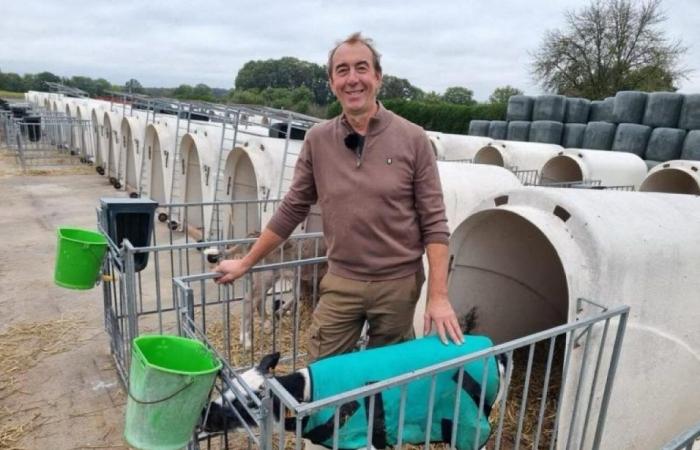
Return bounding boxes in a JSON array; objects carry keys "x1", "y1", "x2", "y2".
[{"x1": 303, "y1": 334, "x2": 500, "y2": 449}]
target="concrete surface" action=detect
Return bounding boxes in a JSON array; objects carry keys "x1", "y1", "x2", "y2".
[{"x1": 0, "y1": 150, "x2": 129, "y2": 449}]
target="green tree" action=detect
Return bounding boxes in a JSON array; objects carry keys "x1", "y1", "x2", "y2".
[
  {"x1": 0, "y1": 72, "x2": 26, "y2": 92},
  {"x1": 94, "y1": 78, "x2": 112, "y2": 96},
  {"x1": 172, "y1": 84, "x2": 193, "y2": 99},
  {"x1": 531, "y1": 0, "x2": 687, "y2": 98},
  {"x1": 489, "y1": 86, "x2": 524, "y2": 105},
  {"x1": 67, "y1": 76, "x2": 98, "y2": 96},
  {"x1": 235, "y1": 57, "x2": 331, "y2": 105},
  {"x1": 421, "y1": 91, "x2": 443, "y2": 103},
  {"x1": 36, "y1": 71, "x2": 61, "y2": 88},
  {"x1": 125, "y1": 78, "x2": 145, "y2": 94},
  {"x1": 442, "y1": 86, "x2": 475, "y2": 105},
  {"x1": 191, "y1": 83, "x2": 214, "y2": 101},
  {"x1": 378, "y1": 75, "x2": 423, "y2": 101}
]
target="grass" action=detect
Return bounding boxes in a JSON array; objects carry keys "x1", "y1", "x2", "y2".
[{"x1": 0, "y1": 90, "x2": 26, "y2": 100}]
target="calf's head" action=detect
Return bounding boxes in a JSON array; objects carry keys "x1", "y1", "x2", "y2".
[{"x1": 200, "y1": 352, "x2": 280, "y2": 434}]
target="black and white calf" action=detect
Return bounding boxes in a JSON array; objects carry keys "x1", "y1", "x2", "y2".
[{"x1": 200, "y1": 348, "x2": 505, "y2": 450}]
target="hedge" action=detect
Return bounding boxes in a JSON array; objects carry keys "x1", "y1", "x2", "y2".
[{"x1": 326, "y1": 100, "x2": 506, "y2": 134}]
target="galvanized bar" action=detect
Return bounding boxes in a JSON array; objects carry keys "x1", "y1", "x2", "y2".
[
  {"x1": 579, "y1": 318, "x2": 611, "y2": 450},
  {"x1": 515, "y1": 343, "x2": 536, "y2": 450},
  {"x1": 566, "y1": 325, "x2": 594, "y2": 450},
  {"x1": 591, "y1": 310, "x2": 629, "y2": 450},
  {"x1": 424, "y1": 375, "x2": 438, "y2": 448},
  {"x1": 533, "y1": 335, "x2": 557, "y2": 449}
]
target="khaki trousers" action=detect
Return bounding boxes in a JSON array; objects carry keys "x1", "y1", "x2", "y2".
[{"x1": 307, "y1": 271, "x2": 425, "y2": 361}]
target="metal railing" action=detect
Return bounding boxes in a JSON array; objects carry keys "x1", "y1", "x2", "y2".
[
  {"x1": 1, "y1": 109, "x2": 96, "y2": 169},
  {"x1": 98, "y1": 198, "x2": 325, "y2": 386},
  {"x1": 662, "y1": 421, "x2": 700, "y2": 450},
  {"x1": 172, "y1": 270, "x2": 630, "y2": 450}
]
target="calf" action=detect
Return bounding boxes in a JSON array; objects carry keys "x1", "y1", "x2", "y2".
[
  {"x1": 201, "y1": 334, "x2": 504, "y2": 450},
  {"x1": 206, "y1": 232, "x2": 327, "y2": 349}
]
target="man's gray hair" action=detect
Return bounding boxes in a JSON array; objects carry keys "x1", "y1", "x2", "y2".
[{"x1": 327, "y1": 32, "x2": 382, "y2": 78}]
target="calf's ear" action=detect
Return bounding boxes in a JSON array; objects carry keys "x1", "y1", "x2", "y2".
[{"x1": 258, "y1": 352, "x2": 281, "y2": 373}]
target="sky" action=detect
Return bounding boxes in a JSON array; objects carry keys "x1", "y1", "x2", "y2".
[{"x1": 1, "y1": 0, "x2": 699, "y2": 101}]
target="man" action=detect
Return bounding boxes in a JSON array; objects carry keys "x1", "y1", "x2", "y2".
[{"x1": 215, "y1": 32, "x2": 462, "y2": 361}]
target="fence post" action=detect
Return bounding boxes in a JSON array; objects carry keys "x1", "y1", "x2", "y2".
[
  {"x1": 259, "y1": 387, "x2": 274, "y2": 450},
  {"x1": 591, "y1": 308, "x2": 629, "y2": 449}
]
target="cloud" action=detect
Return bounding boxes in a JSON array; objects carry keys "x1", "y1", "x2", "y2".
[{"x1": 1, "y1": 0, "x2": 698, "y2": 100}]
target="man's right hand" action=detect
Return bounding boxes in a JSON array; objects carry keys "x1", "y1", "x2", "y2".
[{"x1": 214, "y1": 258, "x2": 251, "y2": 284}]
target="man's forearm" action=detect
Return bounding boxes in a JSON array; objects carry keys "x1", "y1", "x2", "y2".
[
  {"x1": 241, "y1": 227, "x2": 285, "y2": 269},
  {"x1": 425, "y1": 242, "x2": 449, "y2": 301}
]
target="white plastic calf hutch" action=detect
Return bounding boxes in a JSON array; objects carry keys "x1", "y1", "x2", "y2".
[
  {"x1": 220, "y1": 136, "x2": 311, "y2": 239},
  {"x1": 447, "y1": 187, "x2": 700, "y2": 450},
  {"x1": 475, "y1": 140, "x2": 563, "y2": 172},
  {"x1": 413, "y1": 162, "x2": 522, "y2": 336},
  {"x1": 639, "y1": 159, "x2": 700, "y2": 195},
  {"x1": 141, "y1": 118, "x2": 177, "y2": 206},
  {"x1": 426, "y1": 131, "x2": 492, "y2": 161},
  {"x1": 120, "y1": 115, "x2": 147, "y2": 194},
  {"x1": 540, "y1": 148, "x2": 648, "y2": 189}
]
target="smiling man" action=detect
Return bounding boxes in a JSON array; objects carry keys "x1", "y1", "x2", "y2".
[{"x1": 215, "y1": 32, "x2": 462, "y2": 360}]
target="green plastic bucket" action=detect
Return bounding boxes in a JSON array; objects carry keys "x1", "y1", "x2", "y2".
[
  {"x1": 124, "y1": 335, "x2": 222, "y2": 450},
  {"x1": 54, "y1": 227, "x2": 108, "y2": 289}
]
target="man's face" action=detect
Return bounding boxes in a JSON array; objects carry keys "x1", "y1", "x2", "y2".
[{"x1": 329, "y1": 42, "x2": 382, "y2": 116}]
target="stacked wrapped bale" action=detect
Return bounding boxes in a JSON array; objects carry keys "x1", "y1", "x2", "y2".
[
  {"x1": 488, "y1": 120, "x2": 508, "y2": 140},
  {"x1": 613, "y1": 91, "x2": 647, "y2": 124},
  {"x1": 532, "y1": 95, "x2": 566, "y2": 122},
  {"x1": 506, "y1": 95, "x2": 534, "y2": 121},
  {"x1": 507, "y1": 121, "x2": 530, "y2": 141},
  {"x1": 529, "y1": 120, "x2": 563, "y2": 144},
  {"x1": 646, "y1": 128, "x2": 687, "y2": 162},
  {"x1": 564, "y1": 97, "x2": 590, "y2": 123},
  {"x1": 589, "y1": 97, "x2": 615, "y2": 122},
  {"x1": 562, "y1": 123, "x2": 586, "y2": 148},
  {"x1": 612, "y1": 124, "x2": 652, "y2": 157},
  {"x1": 681, "y1": 130, "x2": 700, "y2": 160},
  {"x1": 468, "y1": 120, "x2": 490, "y2": 137},
  {"x1": 643, "y1": 92, "x2": 683, "y2": 128},
  {"x1": 679, "y1": 94, "x2": 700, "y2": 131},
  {"x1": 583, "y1": 121, "x2": 617, "y2": 150}
]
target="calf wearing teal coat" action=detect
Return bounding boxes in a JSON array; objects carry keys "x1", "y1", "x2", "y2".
[{"x1": 202, "y1": 335, "x2": 502, "y2": 449}]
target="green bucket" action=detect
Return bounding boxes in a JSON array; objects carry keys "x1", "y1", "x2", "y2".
[
  {"x1": 54, "y1": 227, "x2": 108, "y2": 290},
  {"x1": 124, "y1": 335, "x2": 222, "y2": 450}
]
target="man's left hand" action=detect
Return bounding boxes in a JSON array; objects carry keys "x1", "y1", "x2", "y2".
[{"x1": 424, "y1": 295, "x2": 464, "y2": 345}]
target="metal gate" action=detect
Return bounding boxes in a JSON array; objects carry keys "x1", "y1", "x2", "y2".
[{"x1": 173, "y1": 267, "x2": 629, "y2": 450}]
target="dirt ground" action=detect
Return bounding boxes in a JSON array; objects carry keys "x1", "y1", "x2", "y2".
[{"x1": 0, "y1": 150, "x2": 129, "y2": 449}]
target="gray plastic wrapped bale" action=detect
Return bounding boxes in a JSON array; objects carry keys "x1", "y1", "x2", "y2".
[
  {"x1": 562, "y1": 123, "x2": 586, "y2": 148},
  {"x1": 678, "y1": 94, "x2": 700, "y2": 130},
  {"x1": 488, "y1": 120, "x2": 508, "y2": 140},
  {"x1": 583, "y1": 121, "x2": 617, "y2": 150},
  {"x1": 589, "y1": 97, "x2": 615, "y2": 122},
  {"x1": 564, "y1": 98, "x2": 591, "y2": 123},
  {"x1": 529, "y1": 120, "x2": 563, "y2": 144},
  {"x1": 643, "y1": 92, "x2": 684, "y2": 128},
  {"x1": 681, "y1": 130, "x2": 700, "y2": 160},
  {"x1": 506, "y1": 95, "x2": 534, "y2": 122},
  {"x1": 468, "y1": 120, "x2": 490, "y2": 137},
  {"x1": 507, "y1": 121, "x2": 530, "y2": 141},
  {"x1": 646, "y1": 128, "x2": 687, "y2": 161},
  {"x1": 612, "y1": 123, "x2": 652, "y2": 156},
  {"x1": 532, "y1": 95, "x2": 567, "y2": 122},
  {"x1": 613, "y1": 91, "x2": 648, "y2": 124}
]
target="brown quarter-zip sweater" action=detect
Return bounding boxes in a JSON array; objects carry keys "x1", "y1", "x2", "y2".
[{"x1": 267, "y1": 103, "x2": 449, "y2": 281}]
